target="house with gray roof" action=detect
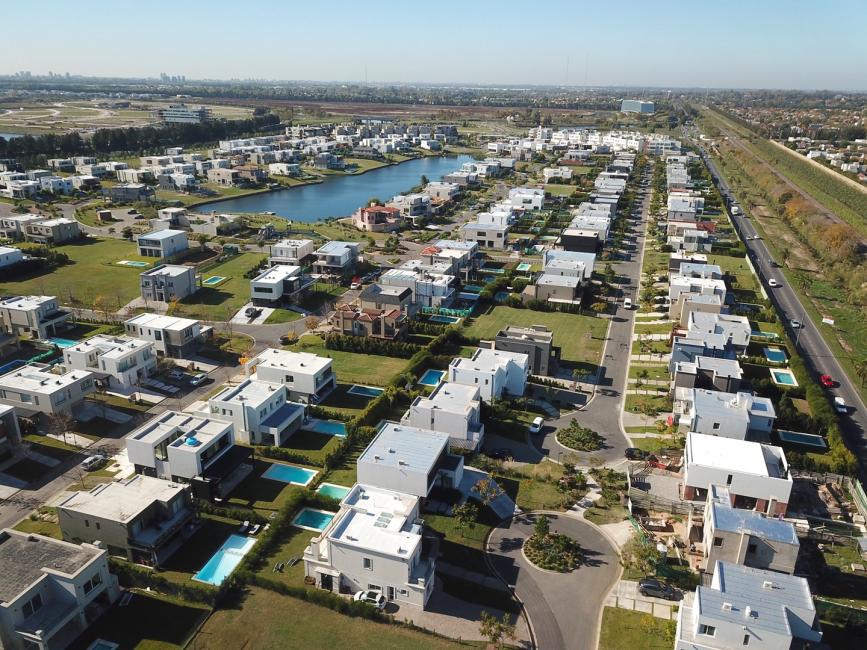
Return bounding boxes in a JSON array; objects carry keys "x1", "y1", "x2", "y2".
[
  {"x1": 675, "y1": 387, "x2": 776, "y2": 440},
  {"x1": 673, "y1": 356, "x2": 743, "y2": 393}
]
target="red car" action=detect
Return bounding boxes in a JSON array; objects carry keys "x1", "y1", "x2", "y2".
[{"x1": 820, "y1": 375, "x2": 835, "y2": 388}]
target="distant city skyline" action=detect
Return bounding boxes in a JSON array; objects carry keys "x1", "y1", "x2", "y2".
[{"x1": 3, "y1": 0, "x2": 866, "y2": 91}]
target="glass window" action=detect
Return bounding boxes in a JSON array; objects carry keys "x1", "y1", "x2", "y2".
[
  {"x1": 698, "y1": 624, "x2": 716, "y2": 637},
  {"x1": 363, "y1": 557, "x2": 372, "y2": 570}
]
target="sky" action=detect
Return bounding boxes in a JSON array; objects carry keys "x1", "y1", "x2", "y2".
[{"x1": 3, "y1": 0, "x2": 866, "y2": 91}]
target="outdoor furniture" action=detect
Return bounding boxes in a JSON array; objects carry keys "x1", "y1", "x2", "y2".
[
  {"x1": 249, "y1": 524, "x2": 261, "y2": 535},
  {"x1": 239, "y1": 521, "x2": 250, "y2": 533}
]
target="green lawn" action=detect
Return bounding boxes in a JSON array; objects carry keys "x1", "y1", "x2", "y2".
[
  {"x1": 154, "y1": 515, "x2": 239, "y2": 586},
  {"x1": 13, "y1": 516, "x2": 62, "y2": 539},
  {"x1": 628, "y1": 364, "x2": 670, "y2": 381},
  {"x1": 544, "y1": 184, "x2": 576, "y2": 197},
  {"x1": 176, "y1": 252, "x2": 264, "y2": 321},
  {"x1": 494, "y1": 461, "x2": 575, "y2": 511},
  {"x1": 464, "y1": 307, "x2": 607, "y2": 372},
  {"x1": 287, "y1": 335, "x2": 408, "y2": 385},
  {"x1": 284, "y1": 428, "x2": 343, "y2": 466},
  {"x1": 0, "y1": 238, "x2": 150, "y2": 307},
  {"x1": 70, "y1": 591, "x2": 209, "y2": 650},
  {"x1": 225, "y1": 459, "x2": 318, "y2": 515},
  {"x1": 195, "y1": 587, "x2": 463, "y2": 649},
  {"x1": 598, "y1": 608, "x2": 676, "y2": 650},
  {"x1": 264, "y1": 308, "x2": 303, "y2": 324}
]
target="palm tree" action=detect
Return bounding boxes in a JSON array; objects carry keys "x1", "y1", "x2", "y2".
[{"x1": 853, "y1": 358, "x2": 867, "y2": 388}]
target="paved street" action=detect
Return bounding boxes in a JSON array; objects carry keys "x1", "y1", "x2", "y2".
[{"x1": 487, "y1": 512, "x2": 620, "y2": 650}]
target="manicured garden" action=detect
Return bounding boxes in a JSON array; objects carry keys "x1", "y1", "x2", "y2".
[
  {"x1": 286, "y1": 335, "x2": 409, "y2": 386},
  {"x1": 523, "y1": 515, "x2": 582, "y2": 572},
  {"x1": 555, "y1": 420, "x2": 604, "y2": 451}
]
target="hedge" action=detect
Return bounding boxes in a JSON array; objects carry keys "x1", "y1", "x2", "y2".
[
  {"x1": 109, "y1": 559, "x2": 220, "y2": 605},
  {"x1": 194, "y1": 499, "x2": 269, "y2": 525},
  {"x1": 324, "y1": 333, "x2": 421, "y2": 359},
  {"x1": 259, "y1": 446, "x2": 322, "y2": 468}
]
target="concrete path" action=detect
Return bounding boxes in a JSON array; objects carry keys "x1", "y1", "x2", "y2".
[{"x1": 604, "y1": 579, "x2": 694, "y2": 621}]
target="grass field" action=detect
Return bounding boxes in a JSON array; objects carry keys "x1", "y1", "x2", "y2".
[
  {"x1": 193, "y1": 587, "x2": 463, "y2": 649},
  {"x1": 0, "y1": 238, "x2": 152, "y2": 307},
  {"x1": 598, "y1": 608, "x2": 676, "y2": 650},
  {"x1": 175, "y1": 252, "x2": 264, "y2": 321},
  {"x1": 544, "y1": 184, "x2": 576, "y2": 197},
  {"x1": 287, "y1": 335, "x2": 408, "y2": 385},
  {"x1": 464, "y1": 306, "x2": 607, "y2": 371}
]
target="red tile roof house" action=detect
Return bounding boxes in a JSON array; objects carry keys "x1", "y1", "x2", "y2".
[{"x1": 351, "y1": 205, "x2": 400, "y2": 232}]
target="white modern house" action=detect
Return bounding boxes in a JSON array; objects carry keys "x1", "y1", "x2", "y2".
[
  {"x1": 303, "y1": 483, "x2": 436, "y2": 608},
  {"x1": 0, "y1": 530, "x2": 120, "y2": 650},
  {"x1": 0, "y1": 295, "x2": 71, "y2": 340},
  {"x1": 405, "y1": 382, "x2": 484, "y2": 451},
  {"x1": 136, "y1": 229, "x2": 189, "y2": 259},
  {"x1": 125, "y1": 411, "x2": 252, "y2": 500},
  {"x1": 0, "y1": 364, "x2": 95, "y2": 416},
  {"x1": 123, "y1": 313, "x2": 211, "y2": 358},
  {"x1": 249, "y1": 265, "x2": 314, "y2": 305},
  {"x1": 508, "y1": 187, "x2": 545, "y2": 210},
  {"x1": 674, "y1": 388, "x2": 776, "y2": 440},
  {"x1": 207, "y1": 378, "x2": 306, "y2": 446},
  {"x1": 62, "y1": 335, "x2": 157, "y2": 390},
  {"x1": 675, "y1": 562, "x2": 822, "y2": 650},
  {"x1": 448, "y1": 348, "x2": 529, "y2": 401},
  {"x1": 140, "y1": 265, "x2": 198, "y2": 303},
  {"x1": 0, "y1": 246, "x2": 24, "y2": 270},
  {"x1": 683, "y1": 432, "x2": 792, "y2": 516},
  {"x1": 461, "y1": 221, "x2": 509, "y2": 250},
  {"x1": 357, "y1": 422, "x2": 464, "y2": 496},
  {"x1": 269, "y1": 239, "x2": 315, "y2": 266},
  {"x1": 380, "y1": 267, "x2": 455, "y2": 308},
  {"x1": 246, "y1": 348, "x2": 336, "y2": 404},
  {"x1": 313, "y1": 241, "x2": 359, "y2": 275}
]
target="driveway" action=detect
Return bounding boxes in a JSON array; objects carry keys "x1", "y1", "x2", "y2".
[{"x1": 487, "y1": 512, "x2": 621, "y2": 650}]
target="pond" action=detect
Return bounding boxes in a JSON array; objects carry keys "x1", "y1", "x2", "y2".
[{"x1": 193, "y1": 154, "x2": 473, "y2": 222}]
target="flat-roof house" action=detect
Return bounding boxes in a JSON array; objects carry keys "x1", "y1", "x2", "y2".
[
  {"x1": 559, "y1": 227, "x2": 600, "y2": 253},
  {"x1": 387, "y1": 193, "x2": 432, "y2": 225},
  {"x1": 57, "y1": 475, "x2": 196, "y2": 567},
  {"x1": 0, "y1": 364, "x2": 95, "y2": 416},
  {"x1": 683, "y1": 432, "x2": 792, "y2": 515},
  {"x1": 380, "y1": 268, "x2": 455, "y2": 309},
  {"x1": 137, "y1": 229, "x2": 189, "y2": 260},
  {"x1": 303, "y1": 484, "x2": 436, "y2": 608},
  {"x1": 123, "y1": 313, "x2": 210, "y2": 358},
  {"x1": 109, "y1": 183, "x2": 155, "y2": 204},
  {"x1": 0, "y1": 215, "x2": 46, "y2": 241},
  {"x1": 700, "y1": 485, "x2": 799, "y2": 576},
  {"x1": 674, "y1": 388, "x2": 776, "y2": 440},
  {"x1": 672, "y1": 356, "x2": 743, "y2": 393},
  {"x1": 448, "y1": 348, "x2": 529, "y2": 401},
  {"x1": 140, "y1": 264, "x2": 198, "y2": 303},
  {"x1": 669, "y1": 275, "x2": 726, "y2": 324},
  {"x1": 313, "y1": 241, "x2": 360, "y2": 275},
  {"x1": 493, "y1": 325, "x2": 560, "y2": 376},
  {"x1": 0, "y1": 529, "x2": 120, "y2": 650},
  {"x1": 0, "y1": 404, "x2": 22, "y2": 460},
  {"x1": 269, "y1": 239, "x2": 314, "y2": 266},
  {"x1": 357, "y1": 422, "x2": 464, "y2": 496},
  {"x1": 246, "y1": 348, "x2": 336, "y2": 404},
  {"x1": 206, "y1": 167, "x2": 240, "y2": 186},
  {"x1": 406, "y1": 382, "x2": 484, "y2": 451},
  {"x1": 0, "y1": 295, "x2": 71, "y2": 340},
  {"x1": 207, "y1": 378, "x2": 305, "y2": 446},
  {"x1": 250, "y1": 264, "x2": 314, "y2": 305},
  {"x1": 461, "y1": 222, "x2": 509, "y2": 250},
  {"x1": 675, "y1": 562, "x2": 821, "y2": 650},
  {"x1": 62, "y1": 334, "x2": 157, "y2": 390},
  {"x1": 126, "y1": 411, "x2": 252, "y2": 501},
  {"x1": 23, "y1": 218, "x2": 80, "y2": 245}
]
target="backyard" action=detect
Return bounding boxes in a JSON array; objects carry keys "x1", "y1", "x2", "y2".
[
  {"x1": 176, "y1": 252, "x2": 265, "y2": 321},
  {"x1": 598, "y1": 608, "x2": 676, "y2": 650},
  {"x1": 287, "y1": 335, "x2": 409, "y2": 385}
]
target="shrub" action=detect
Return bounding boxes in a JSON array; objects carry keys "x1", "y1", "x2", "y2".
[{"x1": 556, "y1": 420, "x2": 604, "y2": 451}]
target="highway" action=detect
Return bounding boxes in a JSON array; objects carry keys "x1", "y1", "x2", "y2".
[{"x1": 699, "y1": 147, "x2": 867, "y2": 468}]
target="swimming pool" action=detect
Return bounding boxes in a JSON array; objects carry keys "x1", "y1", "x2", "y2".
[
  {"x1": 418, "y1": 369, "x2": 445, "y2": 387},
  {"x1": 461, "y1": 285, "x2": 483, "y2": 294},
  {"x1": 48, "y1": 337, "x2": 78, "y2": 348},
  {"x1": 316, "y1": 483, "x2": 351, "y2": 501},
  {"x1": 347, "y1": 384, "x2": 385, "y2": 398},
  {"x1": 193, "y1": 534, "x2": 257, "y2": 585},
  {"x1": 292, "y1": 508, "x2": 335, "y2": 532},
  {"x1": 763, "y1": 347, "x2": 787, "y2": 363},
  {"x1": 117, "y1": 260, "x2": 149, "y2": 268},
  {"x1": 494, "y1": 291, "x2": 510, "y2": 302},
  {"x1": 262, "y1": 463, "x2": 318, "y2": 486},
  {"x1": 771, "y1": 369, "x2": 798, "y2": 387},
  {"x1": 751, "y1": 330, "x2": 779, "y2": 340},
  {"x1": 515, "y1": 262, "x2": 532, "y2": 272},
  {"x1": 306, "y1": 419, "x2": 348, "y2": 437},
  {"x1": 86, "y1": 641, "x2": 118, "y2": 650},
  {"x1": 203, "y1": 275, "x2": 227, "y2": 286},
  {"x1": 429, "y1": 314, "x2": 461, "y2": 324},
  {"x1": 776, "y1": 430, "x2": 828, "y2": 450}
]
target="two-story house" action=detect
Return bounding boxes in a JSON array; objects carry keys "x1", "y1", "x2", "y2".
[
  {"x1": 123, "y1": 313, "x2": 211, "y2": 358},
  {"x1": 62, "y1": 334, "x2": 157, "y2": 390},
  {"x1": 405, "y1": 382, "x2": 484, "y2": 452},
  {"x1": 140, "y1": 265, "x2": 198, "y2": 303},
  {"x1": 0, "y1": 364, "x2": 95, "y2": 416},
  {"x1": 0, "y1": 295, "x2": 71, "y2": 340},
  {"x1": 207, "y1": 378, "x2": 306, "y2": 446},
  {"x1": 246, "y1": 348, "x2": 337, "y2": 404}
]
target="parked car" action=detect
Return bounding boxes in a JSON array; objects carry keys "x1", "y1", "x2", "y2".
[
  {"x1": 81, "y1": 455, "x2": 106, "y2": 471},
  {"x1": 353, "y1": 590, "x2": 387, "y2": 610},
  {"x1": 638, "y1": 578, "x2": 678, "y2": 601},
  {"x1": 529, "y1": 416, "x2": 544, "y2": 433},
  {"x1": 790, "y1": 319, "x2": 803, "y2": 329},
  {"x1": 244, "y1": 306, "x2": 261, "y2": 318},
  {"x1": 820, "y1": 374, "x2": 835, "y2": 388},
  {"x1": 623, "y1": 298, "x2": 633, "y2": 309},
  {"x1": 189, "y1": 373, "x2": 208, "y2": 387},
  {"x1": 624, "y1": 447, "x2": 648, "y2": 460},
  {"x1": 768, "y1": 279, "x2": 780, "y2": 287},
  {"x1": 834, "y1": 396, "x2": 848, "y2": 414},
  {"x1": 167, "y1": 369, "x2": 185, "y2": 381}
]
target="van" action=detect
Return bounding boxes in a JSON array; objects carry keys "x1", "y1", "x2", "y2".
[{"x1": 81, "y1": 455, "x2": 105, "y2": 471}]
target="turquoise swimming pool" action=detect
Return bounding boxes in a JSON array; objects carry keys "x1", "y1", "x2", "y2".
[
  {"x1": 771, "y1": 369, "x2": 798, "y2": 387},
  {"x1": 429, "y1": 314, "x2": 461, "y2": 324},
  {"x1": 262, "y1": 463, "x2": 318, "y2": 486},
  {"x1": 515, "y1": 262, "x2": 532, "y2": 272},
  {"x1": 117, "y1": 260, "x2": 149, "y2": 268},
  {"x1": 293, "y1": 508, "x2": 335, "y2": 531},
  {"x1": 48, "y1": 337, "x2": 78, "y2": 348},
  {"x1": 776, "y1": 430, "x2": 828, "y2": 450},
  {"x1": 193, "y1": 534, "x2": 256, "y2": 585},
  {"x1": 763, "y1": 347, "x2": 787, "y2": 363},
  {"x1": 203, "y1": 275, "x2": 227, "y2": 286},
  {"x1": 418, "y1": 369, "x2": 445, "y2": 387},
  {"x1": 316, "y1": 483, "x2": 351, "y2": 501},
  {"x1": 307, "y1": 419, "x2": 347, "y2": 437},
  {"x1": 347, "y1": 384, "x2": 384, "y2": 398}
]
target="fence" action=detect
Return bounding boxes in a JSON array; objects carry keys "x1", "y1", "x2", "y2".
[
  {"x1": 792, "y1": 470, "x2": 867, "y2": 522},
  {"x1": 628, "y1": 487, "x2": 698, "y2": 516}
]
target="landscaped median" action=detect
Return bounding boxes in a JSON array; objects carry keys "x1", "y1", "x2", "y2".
[{"x1": 522, "y1": 514, "x2": 583, "y2": 573}]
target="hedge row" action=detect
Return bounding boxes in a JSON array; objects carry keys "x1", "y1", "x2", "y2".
[
  {"x1": 109, "y1": 559, "x2": 220, "y2": 605},
  {"x1": 324, "y1": 333, "x2": 421, "y2": 359},
  {"x1": 259, "y1": 446, "x2": 323, "y2": 468}
]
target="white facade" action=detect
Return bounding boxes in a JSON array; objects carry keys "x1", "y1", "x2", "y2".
[
  {"x1": 137, "y1": 229, "x2": 189, "y2": 259},
  {"x1": 406, "y1": 382, "x2": 484, "y2": 451},
  {"x1": 63, "y1": 335, "x2": 157, "y2": 389},
  {"x1": 0, "y1": 246, "x2": 24, "y2": 270},
  {"x1": 269, "y1": 239, "x2": 314, "y2": 265},
  {"x1": 246, "y1": 348, "x2": 336, "y2": 403},
  {"x1": 0, "y1": 364, "x2": 95, "y2": 415},
  {"x1": 140, "y1": 264, "x2": 198, "y2": 303},
  {"x1": 123, "y1": 313, "x2": 209, "y2": 358},
  {"x1": 448, "y1": 348, "x2": 529, "y2": 400},
  {"x1": 380, "y1": 267, "x2": 454, "y2": 308},
  {"x1": 207, "y1": 378, "x2": 305, "y2": 446}
]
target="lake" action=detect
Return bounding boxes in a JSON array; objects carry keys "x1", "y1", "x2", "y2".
[
  {"x1": 0, "y1": 132, "x2": 23, "y2": 140},
  {"x1": 193, "y1": 154, "x2": 473, "y2": 222}
]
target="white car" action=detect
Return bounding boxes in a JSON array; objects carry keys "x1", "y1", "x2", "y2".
[
  {"x1": 623, "y1": 298, "x2": 633, "y2": 310},
  {"x1": 529, "y1": 416, "x2": 544, "y2": 433},
  {"x1": 81, "y1": 455, "x2": 106, "y2": 471},
  {"x1": 768, "y1": 279, "x2": 780, "y2": 288},
  {"x1": 834, "y1": 396, "x2": 848, "y2": 414},
  {"x1": 790, "y1": 319, "x2": 803, "y2": 329},
  {"x1": 353, "y1": 590, "x2": 387, "y2": 610},
  {"x1": 189, "y1": 373, "x2": 208, "y2": 387},
  {"x1": 350, "y1": 281, "x2": 362, "y2": 290}
]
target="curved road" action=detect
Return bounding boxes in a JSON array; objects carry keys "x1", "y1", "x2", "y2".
[
  {"x1": 487, "y1": 512, "x2": 620, "y2": 650},
  {"x1": 699, "y1": 148, "x2": 867, "y2": 467}
]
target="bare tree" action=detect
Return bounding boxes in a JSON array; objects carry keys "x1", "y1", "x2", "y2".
[{"x1": 45, "y1": 412, "x2": 75, "y2": 447}]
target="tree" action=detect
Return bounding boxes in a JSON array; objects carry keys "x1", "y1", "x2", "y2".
[
  {"x1": 45, "y1": 412, "x2": 75, "y2": 447},
  {"x1": 590, "y1": 301, "x2": 608, "y2": 315},
  {"x1": 195, "y1": 233, "x2": 209, "y2": 251},
  {"x1": 452, "y1": 502, "x2": 478, "y2": 538},
  {"x1": 603, "y1": 263, "x2": 616, "y2": 284},
  {"x1": 620, "y1": 533, "x2": 664, "y2": 575},
  {"x1": 479, "y1": 611, "x2": 517, "y2": 649},
  {"x1": 304, "y1": 316, "x2": 321, "y2": 331},
  {"x1": 122, "y1": 226, "x2": 135, "y2": 241},
  {"x1": 534, "y1": 513, "x2": 550, "y2": 538},
  {"x1": 853, "y1": 358, "x2": 867, "y2": 388},
  {"x1": 473, "y1": 478, "x2": 504, "y2": 507}
]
